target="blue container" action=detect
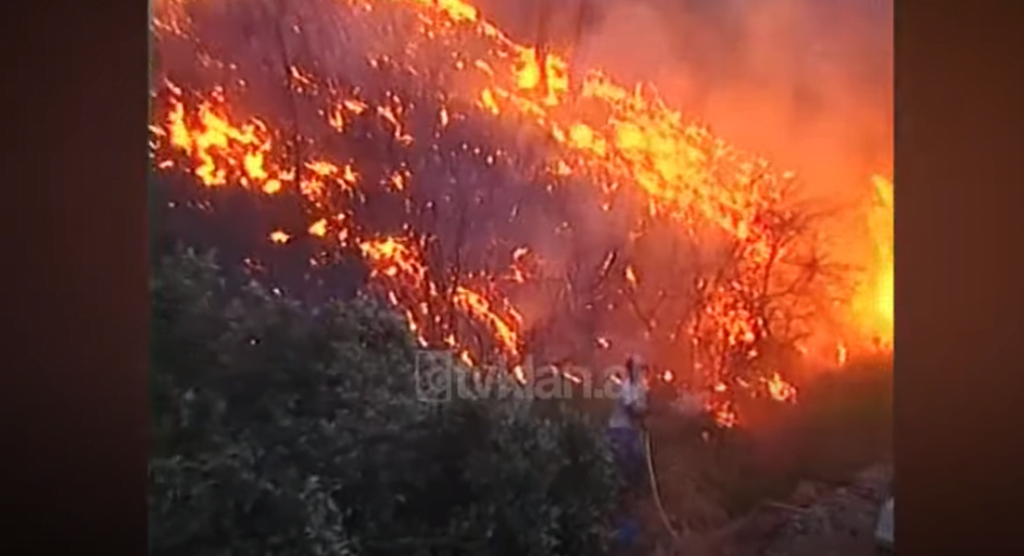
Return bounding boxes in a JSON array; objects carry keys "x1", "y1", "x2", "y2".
[{"x1": 614, "y1": 517, "x2": 641, "y2": 548}]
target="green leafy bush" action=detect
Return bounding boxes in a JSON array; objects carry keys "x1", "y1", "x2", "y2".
[{"x1": 149, "y1": 246, "x2": 621, "y2": 556}]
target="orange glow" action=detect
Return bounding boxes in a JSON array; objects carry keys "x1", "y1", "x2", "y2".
[
  {"x1": 850, "y1": 175, "x2": 894, "y2": 348},
  {"x1": 151, "y1": 0, "x2": 891, "y2": 428}
]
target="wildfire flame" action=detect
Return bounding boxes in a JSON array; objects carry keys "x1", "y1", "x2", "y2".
[
  {"x1": 850, "y1": 174, "x2": 894, "y2": 348},
  {"x1": 359, "y1": 236, "x2": 523, "y2": 358},
  {"x1": 150, "y1": 0, "x2": 891, "y2": 427}
]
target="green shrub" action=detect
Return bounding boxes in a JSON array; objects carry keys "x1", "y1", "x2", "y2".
[{"x1": 149, "y1": 245, "x2": 620, "y2": 556}]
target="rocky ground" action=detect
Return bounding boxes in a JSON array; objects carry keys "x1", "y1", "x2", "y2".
[
  {"x1": 714, "y1": 463, "x2": 893, "y2": 556},
  {"x1": 630, "y1": 403, "x2": 893, "y2": 556},
  {"x1": 638, "y1": 459, "x2": 893, "y2": 556}
]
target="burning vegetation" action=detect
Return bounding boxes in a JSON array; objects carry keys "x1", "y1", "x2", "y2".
[{"x1": 150, "y1": 0, "x2": 893, "y2": 428}]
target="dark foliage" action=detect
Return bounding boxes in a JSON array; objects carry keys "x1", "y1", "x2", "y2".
[{"x1": 149, "y1": 245, "x2": 621, "y2": 556}]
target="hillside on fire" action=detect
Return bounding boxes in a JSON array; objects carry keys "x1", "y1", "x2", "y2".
[{"x1": 149, "y1": 1, "x2": 893, "y2": 555}]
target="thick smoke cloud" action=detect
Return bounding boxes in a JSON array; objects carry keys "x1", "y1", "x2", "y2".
[{"x1": 480, "y1": 0, "x2": 893, "y2": 208}]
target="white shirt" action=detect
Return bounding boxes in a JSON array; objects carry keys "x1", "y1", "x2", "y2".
[{"x1": 609, "y1": 376, "x2": 648, "y2": 429}]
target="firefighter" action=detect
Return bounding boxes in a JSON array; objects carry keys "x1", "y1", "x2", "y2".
[
  {"x1": 607, "y1": 354, "x2": 649, "y2": 489},
  {"x1": 607, "y1": 354, "x2": 651, "y2": 549}
]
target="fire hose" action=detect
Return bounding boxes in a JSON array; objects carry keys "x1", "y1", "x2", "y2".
[{"x1": 643, "y1": 428, "x2": 683, "y2": 543}]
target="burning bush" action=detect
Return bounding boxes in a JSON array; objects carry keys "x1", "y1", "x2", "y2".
[{"x1": 149, "y1": 245, "x2": 621, "y2": 556}]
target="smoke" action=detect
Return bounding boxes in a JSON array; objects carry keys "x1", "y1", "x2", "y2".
[
  {"x1": 614, "y1": 1, "x2": 888, "y2": 199},
  {"x1": 484, "y1": 0, "x2": 892, "y2": 207}
]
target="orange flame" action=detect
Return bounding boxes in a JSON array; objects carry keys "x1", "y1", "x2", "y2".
[
  {"x1": 765, "y1": 372, "x2": 798, "y2": 403},
  {"x1": 151, "y1": 0, "x2": 892, "y2": 427},
  {"x1": 851, "y1": 175, "x2": 894, "y2": 348}
]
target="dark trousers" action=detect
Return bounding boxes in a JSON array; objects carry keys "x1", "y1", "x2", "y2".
[
  {"x1": 608, "y1": 426, "x2": 647, "y2": 549},
  {"x1": 607, "y1": 426, "x2": 646, "y2": 489}
]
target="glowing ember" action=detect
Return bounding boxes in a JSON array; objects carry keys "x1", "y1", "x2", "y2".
[
  {"x1": 765, "y1": 372, "x2": 797, "y2": 403},
  {"x1": 308, "y1": 218, "x2": 328, "y2": 237},
  {"x1": 712, "y1": 404, "x2": 739, "y2": 428},
  {"x1": 837, "y1": 342, "x2": 849, "y2": 366}
]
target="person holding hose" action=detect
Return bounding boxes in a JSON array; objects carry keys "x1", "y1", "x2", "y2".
[
  {"x1": 607, "y1": 354, "x2": 650, "y2": 548},
  {"x1": 608, "y1": 354, "x2": 649, "y2": 487}
]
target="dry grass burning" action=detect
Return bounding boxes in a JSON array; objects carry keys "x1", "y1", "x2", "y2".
[{"x1": 150, "y1": 0, "x2": 892, "y2": 428}]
